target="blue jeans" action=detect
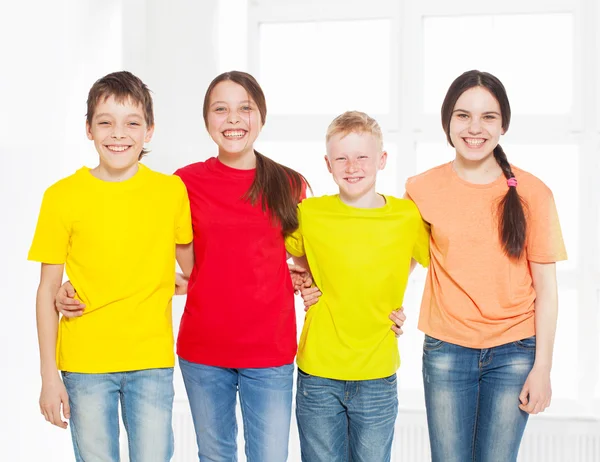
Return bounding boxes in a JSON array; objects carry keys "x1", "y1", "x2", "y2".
[
  {"x1": 295, "y1": 369, "x2": 398, "y2": 462},
  {"x1": 62, "y1": 368, "x2": 174, "y2": 462},
  {"x1": 422, "y1": 335, "x2": 536, "y2": 462},
  {"x1": 178, "y1": 358, "x2": 293, "y2": 462}
]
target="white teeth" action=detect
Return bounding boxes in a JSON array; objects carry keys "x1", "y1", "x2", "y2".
[
  {"x1": 107, "y1": 145, "x2": 129, "y2": 152},
  {"x1": 346, "y1": 177, "x2": 362, "y2": 183},
  {"x1": 464, "y1": 138, "x2": 485, "y2": 147},
  {"x1": 223, "y1": 130, "x2": 246, "y2": 139}
]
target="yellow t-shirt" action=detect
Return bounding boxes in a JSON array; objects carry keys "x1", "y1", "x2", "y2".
[
  {"x1": 28, "y1": 164, "x2": 193, "y2": 373},
  {"x1": 285, "y1": 195, "x2": 430, "y2": 380}
]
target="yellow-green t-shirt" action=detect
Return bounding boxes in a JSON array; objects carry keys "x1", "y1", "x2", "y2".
[
  {"x1": 285, "y1": 195, "x2": 430, "y2": 380},
  {"x1": 28, "y1": 164, "x2": 193, "y2": 373}
]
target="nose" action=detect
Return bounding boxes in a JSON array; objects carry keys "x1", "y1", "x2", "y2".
[
  {"x1": 111, "y1": 124, "x2": 126, "y2": 139},
  {"x1": 227, "y1": 112, "x2": 240, "y2": 124},
  {"x1": 468, "y1": 117, "x2": 482, "y2": 134},
  {"x1": 346, "y1": 160, "x2": 359, "y2": 173}
]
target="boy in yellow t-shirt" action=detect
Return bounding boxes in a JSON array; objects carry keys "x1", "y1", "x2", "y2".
[
  {"x1": 28, "y1": 71, "x2": 193, "y2": 461},
  {"x1": 285, "y1": 111, "x2": 429, "y2": 462}
]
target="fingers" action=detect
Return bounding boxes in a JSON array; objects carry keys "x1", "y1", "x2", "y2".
[
  {"x1": 40, "y1": 402, "x2": 67, "y2": 429},
  {"x1": 288, "y1": 264, "x2": 307, "y2": 273},
  {"x1": 300, "y1": 287, "x2": 321, "y2": 307},
  {"x1": 389, "y1": 308, "x2": 407, "y2": 337},
  {"x1": 391, "y1": 324, "x2": 403, "y2": 337},
  {"x1": 62, "y1": 393, "x2": 71, "y2": 420}
]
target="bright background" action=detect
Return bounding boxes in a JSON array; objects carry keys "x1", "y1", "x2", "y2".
[{"x1": 1, "y1": 0, "x2": 599, "y2": 460}]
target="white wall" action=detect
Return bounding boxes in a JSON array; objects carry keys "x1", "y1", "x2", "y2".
[{"x1": 0, "y1": 1, "x2": 218, "y2": 460}]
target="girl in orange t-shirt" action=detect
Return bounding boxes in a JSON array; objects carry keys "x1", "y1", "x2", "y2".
[{"x1": 401, "y1": 70, "x2": 567, "y2": 462}]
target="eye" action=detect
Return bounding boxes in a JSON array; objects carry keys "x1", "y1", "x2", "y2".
[
  {"x1": 128, "y1": 122, "x2": 140, "y2": 126},
  {"x1": 98, "y1": 121, "x2": 110, "y2": 125},
  {"x1": 483, "y1": 114, "x2": 498, "y2": 120},
  {"x1": 455, "y1": 113, "x2": 469, "y2": 119},
  {"x1": 335, "y1": 157, "x2": 347, "y2": 161},
  {"x1": 358, "y1": 155, "x2": 369, "y2": 159},
  {"x1": 214, "y1": 107, "x2": 227, "y2": 113},
  {"x1": 240, "y1": 105, "x2": 253, "y2": 112}
]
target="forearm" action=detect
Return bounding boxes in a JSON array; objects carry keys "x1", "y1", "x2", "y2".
[
  {"x1": 531, "y1": 263, "x2": 558, "y2": 370},
  {"x1": 176, "y1": 242, "x2": 194, "y2": 277},
  {"x1": 36, "y1": 284, "x2": 60, "y2": 379}
]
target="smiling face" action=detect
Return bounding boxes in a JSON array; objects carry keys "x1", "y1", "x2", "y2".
[
  {"x1": 325, "y1": 131, "x2": 387, "y2": 204},
  {"x1": 449, "y1": 86, "x2": 504, "y2": 164},
  {"x1": 205, "y1": 80, "x2": 263, "y2": 160},
  {"x1": 86, "y1": 95, "x2": 154, "y2": 177}
]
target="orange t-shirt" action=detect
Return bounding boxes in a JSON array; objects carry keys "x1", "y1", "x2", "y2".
[{"x1": 406, "y1": 162, "x2": 567, "y2": 348}]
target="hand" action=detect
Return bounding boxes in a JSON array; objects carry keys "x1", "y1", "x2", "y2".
[
  {"x1": 55, "y1": 281, "x2": 85, "y2": 318},
  {"x1": 519, "y1": 365, "x2": 552, "y2": 414},
  {"x1": 175, "y1": 272, "x2": 189, "y2": 295},
  {"x1": 299, "y1": 285, "x2": 321, "y2": 311},
  {"x1": 389, "y1": 307, "x2": 406, "y2": 337},
  {"x1": 40, "y1": 374, "x2": 70, "y2": 429},
  {"x1": 288, "y1": 264, "x2": 312, "y2": 294}
]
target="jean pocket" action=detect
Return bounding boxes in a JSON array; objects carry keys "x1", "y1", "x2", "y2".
[
  {"x1": 423, "y1": 334, "x2": 444, "y2": 351},
  {"x1": 297, "y1": 368, "x2": 312, "y2": 379},
  {"x1": 380, "y1": 373, "x2": 397, "y2": 385},
  {"x1": 513, "y1": 335, "x2": 536, "y2": 350}
]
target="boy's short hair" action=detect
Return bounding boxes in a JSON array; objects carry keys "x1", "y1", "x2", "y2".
[
  {"x1": 86, "y1": 71, "x2": 154, "y2": 159},
  {"x1": 326, "y1": 111, "x2": 384, "y2": 151}
]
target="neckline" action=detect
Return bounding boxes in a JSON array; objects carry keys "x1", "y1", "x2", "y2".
[{"x1": 448, "y1": 162, "x2": 506, "y2": 189}]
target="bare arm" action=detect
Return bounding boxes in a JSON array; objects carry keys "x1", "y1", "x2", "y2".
[
  {"x1": 176, "y1": 242, "x2": 194, "y2": 278},
  {"x1": 37, "y1": 263, "x2": 70, "y2": 428},
  {"x1": 519, "y1": 262, "x2": 558, "y2": 414}
]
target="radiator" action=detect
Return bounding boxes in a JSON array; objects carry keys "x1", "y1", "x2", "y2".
[
  {"x1": 392, "y1": 409, "x2": 600, "y2": 462},
  {"x1": 123, "y1": 400, "x2": 600, "y2": 461}
]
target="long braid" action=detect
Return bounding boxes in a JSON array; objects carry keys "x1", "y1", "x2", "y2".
[{"x1": 494, "y1": 144, "x2": 527, "y2": 258}]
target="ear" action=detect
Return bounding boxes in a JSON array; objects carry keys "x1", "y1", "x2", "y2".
[
  {"x1": 86, "y1": 121, "x2": 93, "y2": 140},
  {"x1": 324, "y1": 155, "x2": 332, "y2": 173},
  {"x1": 379, "y1": 151, "x2": 388, "y2": 170},
  {"x1": 145, "y1": 124, "x2": 155, "y2": 143}
]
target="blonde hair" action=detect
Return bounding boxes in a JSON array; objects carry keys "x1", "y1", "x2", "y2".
[{"x1": 326, "y1": 111, "x2": 384, "y2": 151}]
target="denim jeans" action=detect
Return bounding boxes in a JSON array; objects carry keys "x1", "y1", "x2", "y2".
[
  {"x1": 178, "y1": 358, "x2": 293, "y2": 462},
  {"x1": 422, "y1": 335, "x2": 536, "y2": 462},
  {"x1": 62, "y1": 368, "x2": 175, "y2": 462},
  {"x1": 295, "y1": 369, "x2": 398, "y2": 462}
]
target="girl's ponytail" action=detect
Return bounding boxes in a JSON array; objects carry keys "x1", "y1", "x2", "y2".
[{"x1": 494, "y1": 144, "x2": 527, "y2": 259}]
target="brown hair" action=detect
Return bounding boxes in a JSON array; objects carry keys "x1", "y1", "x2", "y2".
[
  {"x1": 441, "y1": 70, "x2": 527, "y2": 259},
  {"x1": 326, "y1": 111, "x2": 384, "y2": 151},
  {"x1": 203, "y1": 71, "x2": 309, "y2": 235},
  {"x1": 86, "y1": 71, "x2": 154, "y2": 159}
]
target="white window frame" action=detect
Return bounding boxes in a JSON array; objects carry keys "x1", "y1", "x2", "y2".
[{"x1": 247, "y1": 0, "x2": 600, "y2": 418}]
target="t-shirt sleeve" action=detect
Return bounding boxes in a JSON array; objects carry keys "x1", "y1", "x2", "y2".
[
  {"x1": 526, "y1": 185, "x2": 567, "y2": 263},
  {"x1": 174, "y1": 177, "x2": 193, "y2": 245},
  {"x1": 285, "y1": 204, "x2": 305, "y2": 257},
  {"x1": 28, "y1": 186, "x2": 70, "y2": 264},
  {"x1": 412, "y1": 207, "x2": 431, "y2": 268}
]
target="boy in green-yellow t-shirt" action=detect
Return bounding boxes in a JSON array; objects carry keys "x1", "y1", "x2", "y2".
[
  {"x1": 285, "y1": 111, "x2": 429, "y2": 462},
  {"x1": 28, "y1": 71, "x2": 193, "y2": 461}
]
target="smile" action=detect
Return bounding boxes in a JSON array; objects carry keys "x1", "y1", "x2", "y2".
[
  {"x1": 344, "y1": 177, "x2": 363, "y2": 184},
  {"x1": 223, "y1": 130, "x2": 247, "y2": 139},
  {"x1": 106, "y1": 145, "x2": 131, "y2": 152},
  {"x1": 463, "y1": 138, "x2": 486, "y2": 147}
]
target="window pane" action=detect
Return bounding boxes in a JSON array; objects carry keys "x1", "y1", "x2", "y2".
[
  {"x1": 423, "y1": 13, "x2": 573, "y2": 115},
  {"x1": 260, "y1": 20, "x2": 391, "y2": 115},
  {"x1": 553, "y1": 289, "x2": 578, "y2": 399},
  {"x1": 503, "y1": 144, "x2": 578, "y2": 270}
]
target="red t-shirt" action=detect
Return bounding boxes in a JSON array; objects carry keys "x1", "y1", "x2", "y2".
[{"x1": 174, "y1": 157, "x2": 297, "y2": 368}]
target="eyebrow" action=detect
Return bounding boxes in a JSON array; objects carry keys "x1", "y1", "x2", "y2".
[
  {"x1": 452, "y1": 109, "x2": 501, "y2": 116},
  {"x1": 95, "y1": 113, "x2": 144, "y2": 119},
  {"x1": 210, "y1": 100, "x2": 254, "y2": 107}
]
